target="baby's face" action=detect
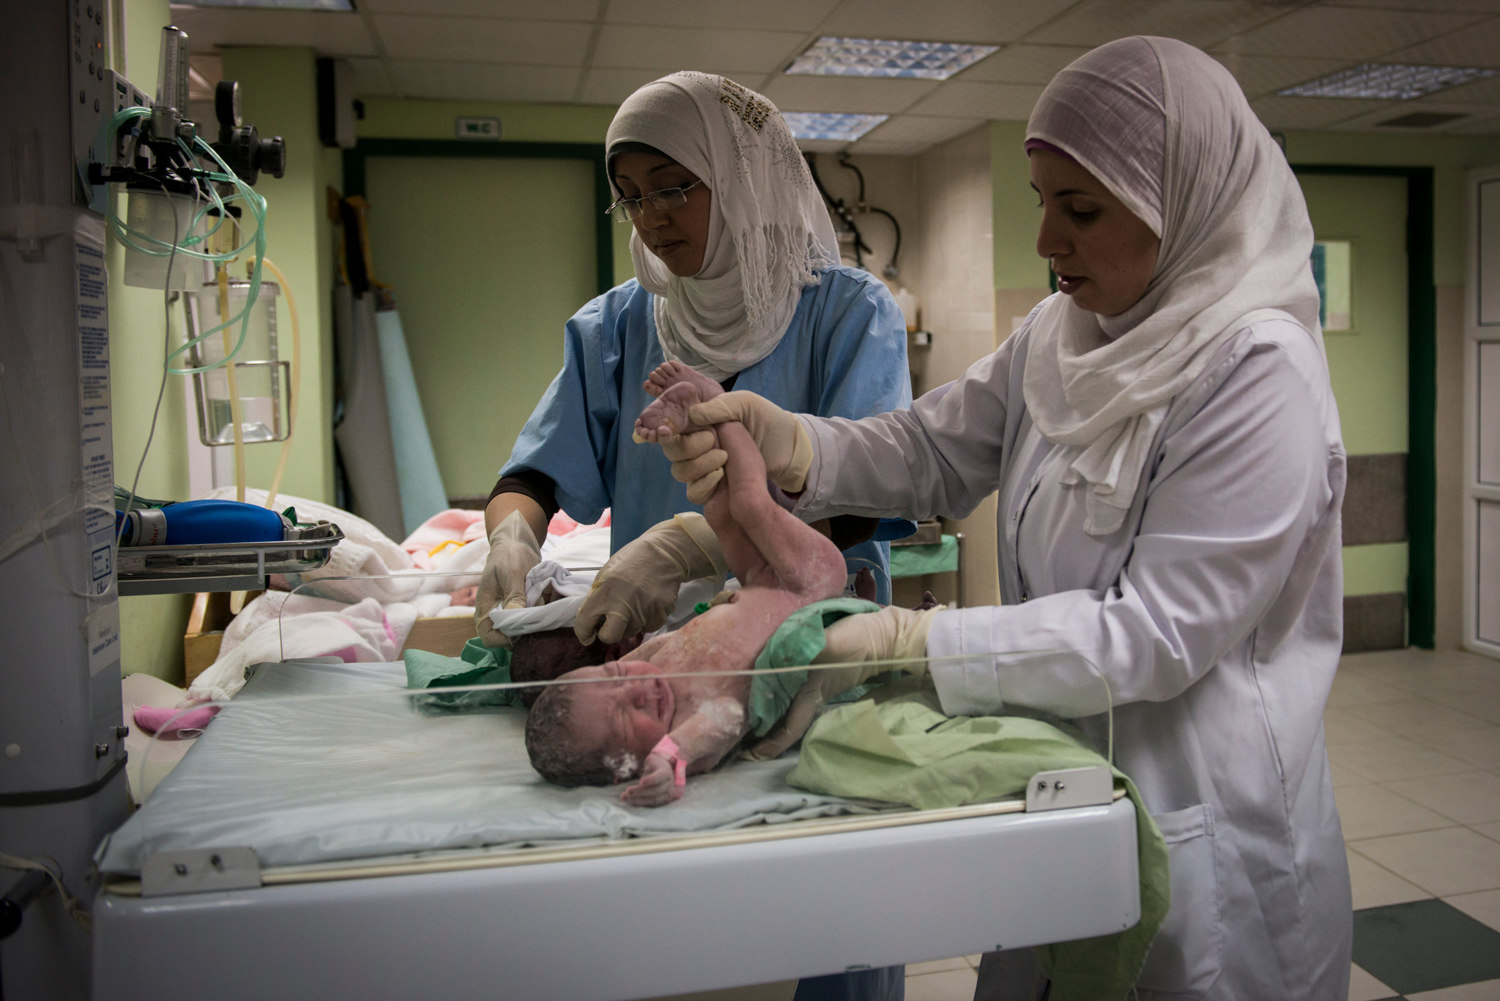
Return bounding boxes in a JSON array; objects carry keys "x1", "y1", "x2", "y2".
[{"x1": 564, "y1": 660, "x2": 675, "y2": 779}]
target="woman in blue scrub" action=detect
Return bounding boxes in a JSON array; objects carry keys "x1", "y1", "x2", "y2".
[
  {"x1": 475, "y1": 71, "x2": 910, "y2": 1001},
  {"x1": 475, "y1": 72, "x2": 910, "y2": 655}
]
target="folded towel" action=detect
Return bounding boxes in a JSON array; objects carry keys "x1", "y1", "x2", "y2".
[{"x1": 133, "y1": 704, "x2": 221, "y2": 738}]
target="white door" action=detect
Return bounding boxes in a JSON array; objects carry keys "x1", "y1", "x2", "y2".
[{"x1": 1466, "y1": 165, "x2": 1500, "y2": 657}]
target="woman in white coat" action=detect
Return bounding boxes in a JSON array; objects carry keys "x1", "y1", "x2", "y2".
[{"x1": 665, "y1": 35, "x2": 1353, "y2": 1000}]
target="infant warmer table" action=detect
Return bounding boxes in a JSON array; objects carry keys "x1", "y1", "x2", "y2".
[{"x1": 91, "y1": 658, "x2": 1140, "y2": 1001}]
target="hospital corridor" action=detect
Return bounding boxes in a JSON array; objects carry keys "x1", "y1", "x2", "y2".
[
  {"x1": 903, "y1": 648, "x2": 1500, "y2": 1001},
  {"x1": 6, "y1": 1, "x2": 1500, "y2": 1000}
]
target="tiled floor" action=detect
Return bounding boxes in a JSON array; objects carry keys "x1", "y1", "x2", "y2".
[{"x1": 903, "y1": 647, "x2": 1500, "y2": 1001}]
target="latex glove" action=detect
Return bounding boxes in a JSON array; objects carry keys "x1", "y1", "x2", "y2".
[
  {"x1": 664, "y1": 391, "x2": 813, "y2": 505},
  {"x1": 574, "y1": 513, "x2": 728, "y2": 646},
  {"x1": 745, "y1": 605, "x2": 940, "y2": 761},
  {"x1": 473, "y1": 510, "x2": 543, "y2": 648}
]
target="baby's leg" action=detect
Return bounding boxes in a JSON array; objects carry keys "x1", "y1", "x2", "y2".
[
  {"x1": 634, "y1": 362, "x2": 843, "y2": 599},
  {"x1": 636, "y1": 385, "x2": 770, "y2": 586},
  {"x1": 714, "y1": 420, "x2": 845, "y2": 599}
]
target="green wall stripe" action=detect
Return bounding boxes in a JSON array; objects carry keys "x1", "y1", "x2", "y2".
[
  {"x1": 1293, "y1": 163, "x2": 1436, "y2": 649},
  {"x1": 342, "y1": 139, "x2": 615, "y2": 296}
]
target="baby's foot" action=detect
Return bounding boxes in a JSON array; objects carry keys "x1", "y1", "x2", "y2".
[
  {"x1": 644, "y1": 360, "x2": 723, "y2": 402},
  {"x1": 634, "y1": 382, "x2": 705, "y2": 443}
]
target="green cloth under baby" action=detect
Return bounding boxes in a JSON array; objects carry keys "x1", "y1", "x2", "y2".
[
  {"x1": 404, "y1": 637, "x2": 525, "y2": 710},
  {"x1": 788, "y1": 679, "x2": 1170, "y2": 1001},
  {"x1": 747, "y1": 596, "x2": 882, "y2": 734},
  {"x1": 403, "y1": 597, "x2": 885, "y2": 723}
]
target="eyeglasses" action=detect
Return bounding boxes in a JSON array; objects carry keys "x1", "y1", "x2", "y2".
[{"x1": 605, "y1": 179, "x2": 705, "y2": 222}]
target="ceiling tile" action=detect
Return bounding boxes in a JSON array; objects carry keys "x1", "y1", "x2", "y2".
[
  {"x1": 607, "y1": 0, "x2": 842, "y2": 32},
  {"x1": 389, "y1": 60, "x2": 582, "y2": 103},
  {"x1": 813, "y1": 0, "x2": 1081, "y2": 44},
  {"x1": 1322, "y1": 0, "x2": 1500, "y2": 12},
  {"x1": 356, "y1": 0, "x2": 601, "y2": 17},
  {"x1": 760, "y1": 74, "x2": 938, "y2": 115},
  {"x1": 847, "y1": 139, "x2": 929, "y2": 155},
  {"x1": 1327, "y1": 99, "x2": 1493, "y2": 132},
  {"x1": 959, "y1": 44, "x2": 1091, "y2": 85},
  {"x1": 795, "y1": 138, "x2": 850, "y2": 154},
  {"x1": 1447, "y1": 112, "x2": 1500, "y2": 134},
  {"x1": 1026, "y1": 0, "x2": 1286, "y2": 50},
  {"x1": 1382, "y1": 17, "x2": 1500, "y2": 68},
  {"x1": 861, "y1": 115, "x2": 986, "y2": 146},
  {"x1": 162, "y1": 0, "x2": 1500, "y2": 152},
  {"x1": 167, "y1": 7, "x2": 379, "y2": 57},
  {"x1": 1400, "y1": 71, "x2": 1500, "y2": 105},
  {"x1": 592, "y1": 24, "x2": 807, "y2": 74},
  {"x1": 1214, "y1": 6, "x2": 1486, "y2": 60},
  {"x1": 902, "y1": 81, "x2": 1044, "y2": 120},
  {"x1": 577, "y1": 67, "x2": 668, "y2": 106},
  {"x1": 345, "y1": 56, "x2": 395, "y2": 96},
  {"x1": 371, "y1": 15, "x2": 593, "y2": 64},
  {"x1": 1210, "y1": 53, "x2": 1355, "y2": 101},
  {"x1": 1249, "y1": 94, "x2": 1387, "y2": 131}
]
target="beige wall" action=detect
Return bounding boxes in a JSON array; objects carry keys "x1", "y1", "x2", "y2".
[
  {"x1": 912, "y1": 127, "x2": 1002, "y2": 609},
  {"x1": 814, "y1": 132, "x2": 1002, "y2": 610}
]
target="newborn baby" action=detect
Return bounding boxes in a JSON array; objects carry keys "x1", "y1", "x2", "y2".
[{"x1": 524, "y1": 361, "x2": 847, "y2": 806}]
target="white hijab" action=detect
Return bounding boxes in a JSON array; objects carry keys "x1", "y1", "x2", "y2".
[
  {"x1": 1022, "y1": 36, "x2": 1322, "y2": 534},
  {"x1": 605, "y1": 72, "x2": 840, "y2": 381}
]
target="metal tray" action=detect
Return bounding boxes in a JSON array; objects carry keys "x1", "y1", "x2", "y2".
[{"x1": 116, "y1": 521, "x2": 344, "y2": 596}]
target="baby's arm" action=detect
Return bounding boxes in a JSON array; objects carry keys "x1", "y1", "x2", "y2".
[{"x1": 621, "y1": 697, "x2": 748, "y2": 807}]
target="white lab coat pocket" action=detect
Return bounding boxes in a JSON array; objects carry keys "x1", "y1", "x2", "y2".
[{"x1": 1134, "y1": 804, "x2": 1223, "y2": 1000}]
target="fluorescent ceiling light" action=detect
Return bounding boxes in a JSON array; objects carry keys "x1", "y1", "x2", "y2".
[
  {"x1": 786, "y1": 37, "x2": 998, "y2": 80},
  {"x1": 174, "y1": 0, "x2": 354, "y2": 9},
  {"x1": 782, "y1": 112, "x2": 888, "y2": 143},
  {"x1": 1278, "y1": 62, "x2": 1495, "y2": 100}
]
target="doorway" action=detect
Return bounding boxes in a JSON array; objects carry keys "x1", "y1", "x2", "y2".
[{"x1": 1294, "y1": 165, "x2": 1436, "y2": 650}]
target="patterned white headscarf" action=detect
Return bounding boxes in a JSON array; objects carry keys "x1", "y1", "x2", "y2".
[
  {"x1": 605, "y1": 72, "x2": 840, "y2": 381},
  {"x1": 1022, "y1": 36, "x2": 1321, "y2": 534}
]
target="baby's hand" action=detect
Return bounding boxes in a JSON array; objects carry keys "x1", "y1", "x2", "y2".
[{"x1": 620, "y1": 751, "x2": 684, "y2": 807}]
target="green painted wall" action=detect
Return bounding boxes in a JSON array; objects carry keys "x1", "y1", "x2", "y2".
[
  {"x1": 219, "y1": 46, "x2": 339, "y2": 506},
  {"x1": 990, "y1": 120, "x2": 1049, "y2": 291},
  {"x1": 1281, "y1": 130, "x2": 1500, "y2": 286},
  {"x1": 1300, "y1": 173, "x2": 1409, "y2": 597},
  {"x1": 361, "y1": 154, "x2": 600, "y2": 497},
  {"x1": 346, "y1": 99, "x2": 641, "y2": 503},
  {"x1": 359, "y1": 97, "x2": 617, "y2": 145},
  {"x1": 358, "y1": 97, "x2": 635, "y2": 287}
]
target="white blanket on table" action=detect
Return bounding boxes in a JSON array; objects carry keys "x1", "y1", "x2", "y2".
[{"x1": 184, "y1": 490, "x2": 613, "y2": 703}]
